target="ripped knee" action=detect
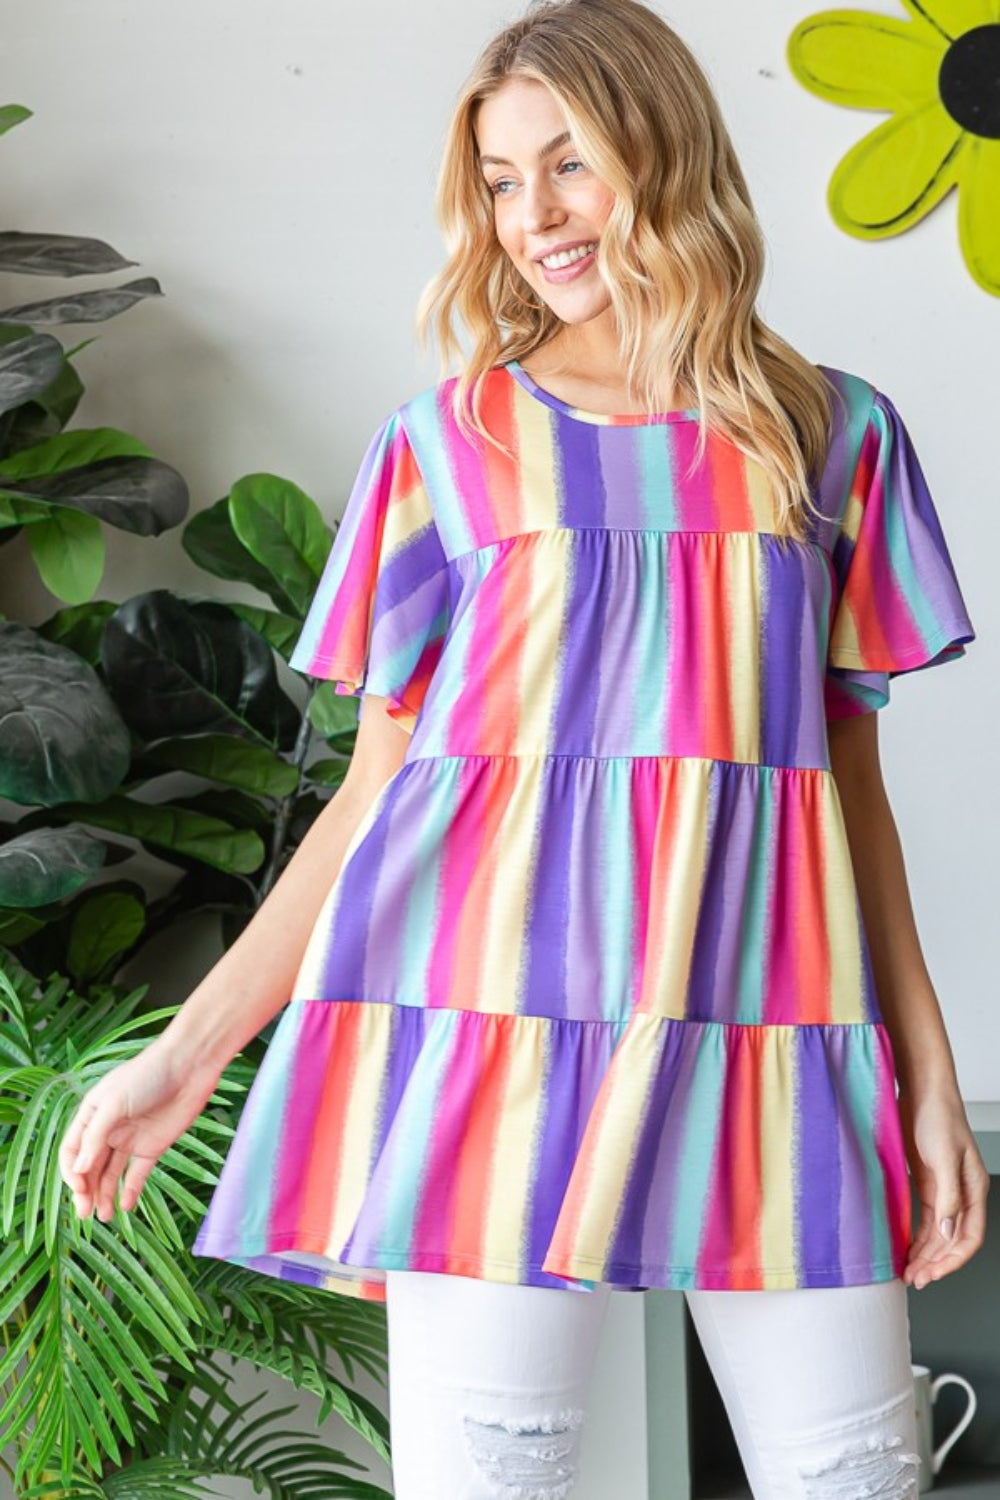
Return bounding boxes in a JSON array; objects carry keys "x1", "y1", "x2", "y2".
[
  {"x1": 461, "y1": 1405, "x2": 586, "y2": 1500},
  {"x1": 800, "y1": 1433, "x2": 921, "y2": 1497}
]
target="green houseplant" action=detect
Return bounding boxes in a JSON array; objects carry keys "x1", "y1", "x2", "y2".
[
  {"x1": 0, "y1": 104, "x2": 187, "y2": 605},
  {"x1": 0, "y1": 542, "x2": 395, "y2": 1498},
  {"x1": 0, "y1": 102, "x2": 393, "y2": 1496}
]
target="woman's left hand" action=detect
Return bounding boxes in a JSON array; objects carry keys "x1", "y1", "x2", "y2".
[{"x1": 898, "y1": 1087, "x2": 990, "y2": 1290}]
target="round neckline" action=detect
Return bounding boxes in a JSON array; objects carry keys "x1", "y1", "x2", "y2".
[{"x1": 504, "y1": 358, "x2": 700, "y2": 426}]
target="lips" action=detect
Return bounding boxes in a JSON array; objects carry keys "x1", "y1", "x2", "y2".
[
  {"x1": 536, "y1": 243, "x2": 598, "y2": 283},
  {"x1": 534, "y1": 239, "x2": 597, "y2": 264}
]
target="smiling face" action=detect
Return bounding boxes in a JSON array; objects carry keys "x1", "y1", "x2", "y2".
[{"x1": 475, "y1": 77, "x2": 617, "y2": 329}]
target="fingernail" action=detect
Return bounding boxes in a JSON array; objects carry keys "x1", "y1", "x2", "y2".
[{"x1": 940, "y1": 1217, "x2": 955, "y2": 1239}]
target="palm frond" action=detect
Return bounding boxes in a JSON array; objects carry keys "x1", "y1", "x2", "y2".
[{"x1": 148, "y1": 1373, "x2": 393, "y2": 1500}]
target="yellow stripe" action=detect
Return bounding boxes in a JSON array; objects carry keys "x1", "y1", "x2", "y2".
[
  {"x1": 728, "y1": 534, "x2": 762, "y2": 764},
  {"x1": 325, "y1": 1003, "x2": 395, "y2": 1250},
  {"x1": 513, "y1": 394, "x2": 562, "y2": 535},
  {"x1": 479, "y1": 760, "x2": 541, "y2": 1014},
  {"x1": 758, "y1": 1029, "x2": 797, "y2": 1278},
  {"x1": 386, "y1": 470, "x2": 433, "y2": 552},
  {"x1": 822, "y1": 776, "x2": 867, "y2": 1023},
  {"x1": 515, "y1": 532, "x2": 572, "y2": 752},
  {"x1": 481, "y1": 1019, "x2": 548, "y2": 1270},
  {"x1": 745, "y1": 453, "x2": 778, "y2": 533},
  {"x1": 555, "y1": 1016, "x2": 663, "y2": 1266},
  {"x1": 842, "y1": 485, "x2": 865, "y2": 546},
  {"x1": 648, "y1": 761, "x2": 712, "y2": 1020}
]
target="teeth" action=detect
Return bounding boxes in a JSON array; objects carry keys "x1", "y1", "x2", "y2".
[{"x1": 540, "y1": 241, "x2": 597, "y2": 269}]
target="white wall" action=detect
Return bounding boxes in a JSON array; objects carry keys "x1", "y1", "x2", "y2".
[{"x1": 1, "y1": 1, "x2": 995, "y2": 1495}]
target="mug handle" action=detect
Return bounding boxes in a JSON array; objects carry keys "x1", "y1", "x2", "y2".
[{"x1": 931, "y1": 1374, "x2": 977, "y2": 1474}]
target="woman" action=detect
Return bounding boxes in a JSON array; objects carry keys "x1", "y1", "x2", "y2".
[{"x1": 59, "y1": 1, "x2": 989, "y2": 1495}]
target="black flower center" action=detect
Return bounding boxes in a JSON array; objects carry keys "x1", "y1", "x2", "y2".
[{"x1": 939, "y1": 24, "x2": 1000, "y2": 138}]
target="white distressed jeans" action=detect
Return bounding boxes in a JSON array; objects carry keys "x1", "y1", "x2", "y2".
[{"x1": 384, "y1": 1270, "x2": 921, "y2": 1499}]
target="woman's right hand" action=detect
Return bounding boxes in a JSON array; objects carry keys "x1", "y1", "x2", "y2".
[{"x1": 57, "y1": 1039, "x2": 224, "y2": 1223}]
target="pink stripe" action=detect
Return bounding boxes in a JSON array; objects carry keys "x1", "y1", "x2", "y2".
[{"x1": 426, "y1": 759, "x2": 492, "y2": 1007}]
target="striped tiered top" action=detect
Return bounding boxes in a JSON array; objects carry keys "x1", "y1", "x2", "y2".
[{"x1": 192, "y1": 359, "x2": 975, "y2": 1300}]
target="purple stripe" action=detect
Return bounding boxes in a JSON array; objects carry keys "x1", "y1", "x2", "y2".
[
  {"x1": 596, "y1": 425, "x2": 644, "y2": 527},
  {"x1": 761, "y1": 536, "x2": 806, "y2": 766},
  {"x1": 522, "y1": 762, "x2": 575, "y2": 1019},
  {"x1": 372, "y1": 1005, "x2": 432, "y2": 1159},
  {"x1": 556, "y1": 420, "x2": 605, "y2": 529},
  {"x1": 607, "y1": 1023, "x2": 690, "y2": 1274},
  {"x1": 527, "y1": 1020, "x2": 618, "y2": 1278},
  {"x1": 319, "y1": 770, "x2": 413, "y2": 997},
  {"x1": 795, "y1": 1027, "x2": 843, "y2": 1282},
  {"x1": 690, "y1": 764, "x2": 762, "y2": 1021}
]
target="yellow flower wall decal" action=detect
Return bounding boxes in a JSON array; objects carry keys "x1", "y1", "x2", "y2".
[{"x1": 787, "y1": 0, "x2": 1000, "y2": 296}]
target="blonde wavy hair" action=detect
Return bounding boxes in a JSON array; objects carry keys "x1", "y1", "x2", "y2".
[{"x1": 414, "y1": 0, "x2": 841, "y2": 544}]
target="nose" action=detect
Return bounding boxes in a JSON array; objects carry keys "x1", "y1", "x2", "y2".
[{"x1": 520, "y1": 172, "x2": 565, "y2": 235}]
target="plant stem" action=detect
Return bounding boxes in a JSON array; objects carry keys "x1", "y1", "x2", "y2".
[{"x1": 257, "y1": 680, "x2": 318, "y2": 904}]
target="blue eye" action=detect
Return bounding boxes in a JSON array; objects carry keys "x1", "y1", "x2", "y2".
[{"x1": 486, "y1": 158, "x2": 586, "y2": 197}]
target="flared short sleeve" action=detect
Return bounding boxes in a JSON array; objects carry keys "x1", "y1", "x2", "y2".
[
  {"x1": 824, "y1": 389, "x2": 975, "y2": 719},
  {"x1": 288, "y1": 410, "x2": 451, "y2": 733}
]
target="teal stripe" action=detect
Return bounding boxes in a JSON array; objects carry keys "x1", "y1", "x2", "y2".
[
  {"x1": 417, "y1": 549, "x2": 496, "y2": 756},
  {"x1": 238, "y1": 999, "x2": 304, "y2": 1243},
  {"x1": 638, "y1": 426, "x2": 678, "y2": 528},
  {"x1": 402, "y1": 764, "x2": 460, "y2": 1004},
  {"x1": 736, "y1": 768, "x2": 773, "y2": 1023},
  {"x1": 409, "y1": 399, "x2": 476, "y2": 556},
  {"x1": 599, "y1": 763, "x2": 635, "y2": 1021},
  {"x1": 667, "y1": 1025, "x2": 727, "y2": 1275},
  {"x1": 874, "y1": 409, "x2": 942, "y2": 650},
  {"x1": 839, "y1": 1029, "x2": 891, "y2": 1273},
  {"x1": 634, "y1": 540, "x2": 670, "y2": 756}
]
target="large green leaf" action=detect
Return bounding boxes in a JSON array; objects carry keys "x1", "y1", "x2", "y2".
[
  {"x1": 182, "y1": 498, "x2": 298, "y2": 611},
  {"x1": 3, "y1": 358, "x2": 87, "y2": 453},
  {"x1": 171, "y1": 787, "x2": 272, "y2": 833},
  {"x1": 36, "y1": 795, "x2": 265, "y2": 875},
  {"x1": 0, "y1": 826, "x2": 106, "y2": 907},
  {"x1": 0, "y1": 623, "x2": 131, "y2": 804},
  {"x1": 0, "y1": 908, "x2": 48, "y2": 943},
  {"x1": 227, "y1": 474, "x2": 331, "y2": 616},
  {"x1": 66, "y1": 889, "x2": 146, "y2": 983},
  {"x1": 36, "y1": 599, "x2": 117, "y2": 666},
  {"x1": 307, "y1": 681, "x2": 361, "y2": 740},
  {"x1": 226, "y1": 602, "x2": 303, "y2": 661},
  {"x1": 26, "y1": 506, "x2": 105, "y2": 603},
  {"x1": 0, "y1": 232, "x2": 137, "y2": 278},
  {"x1": 0, "y1": 493, "x2": 49, "y2": 528},
  {"x1": 0, "y1": 455, "x2": 189, "y2": 536},
  {"x1": 101, "y1": 592, "x2": 300, "y2": 751},
  {"x1": 0, "y1": 105, "x2": 31, "y2": 137},
  {"x1": 0, "y1": 426, "x2": 152, "y2": 478},
  {"x1": 0, "y1": 334, "x2": 65, "y2": 416},
  {"x1": 303, "y1": 758, "x2": 349, "y2": 790},
  {"x1": 135, "y1": 734, "x2": 298, "y2": 797},
  {"x1": 0, "y1": 276, "x2": 163, "y2": 327}
]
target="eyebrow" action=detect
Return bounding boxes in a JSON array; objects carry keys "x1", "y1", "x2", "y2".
[{"x1": 478, "y1": 130, "x2": 573, "y2": 168}]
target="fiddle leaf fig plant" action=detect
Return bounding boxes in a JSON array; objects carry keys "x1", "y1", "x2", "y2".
[
  {"x1": 0, "y1": 483, "x2": 358, "y2": 978},
  {"x1": 0, "y1": 101, "x2": 390, "y2": 1498},
  {"x1": 0, "y1": 104, "x2": 188, "y2": 603}
]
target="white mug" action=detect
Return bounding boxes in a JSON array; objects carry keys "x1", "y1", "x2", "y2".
[{"x1": 911, "y1": 1363, "x2": 977, "y2": 1492}]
